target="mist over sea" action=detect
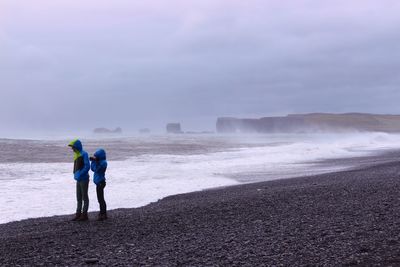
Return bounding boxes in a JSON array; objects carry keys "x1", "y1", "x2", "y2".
[{"x1": 1, "y1": 133, "x2": 400, "y2": 224}]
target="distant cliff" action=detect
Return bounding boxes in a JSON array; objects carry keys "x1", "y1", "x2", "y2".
[
  {"x1": 93, "y1": 127, "x2": 122, "y2": 134},
  {"x1": 166, "y1": 123, "x2": 183, "y2": 134},
  {"x1": 216, "y1": 113, "x2": 400, "y2": 133}
]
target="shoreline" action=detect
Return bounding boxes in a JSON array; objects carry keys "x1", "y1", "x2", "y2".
[
  {"x1": 2, "y1": 160, "x2": 400, "y2": 265},
  {"x1": 2, "y1": 134, "x2": 400, "y2": 225},
  {"x1": 2, "y1": 148, "x2": 399, "y2": 226}
]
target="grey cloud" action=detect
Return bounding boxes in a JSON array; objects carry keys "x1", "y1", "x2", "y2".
[{"x1": 1, "y1": 0, "x2": 400, "y2": 135}]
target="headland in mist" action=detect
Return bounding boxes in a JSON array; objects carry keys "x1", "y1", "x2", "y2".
[{"x1": 217, "y1": 113, "x2": 400, "y2": 133}]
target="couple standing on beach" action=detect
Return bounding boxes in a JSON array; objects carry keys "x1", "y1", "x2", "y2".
[{"x1": 68, "y1": 139, "x2": 108, "y2": 221}]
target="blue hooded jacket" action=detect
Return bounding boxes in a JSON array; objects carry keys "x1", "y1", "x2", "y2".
[
  {"x1": 68, "y1": 139, "x2": 90, "y2": 182},
  {"x1": 90, "y1": 148, "x2": 107, "y2": 185}
]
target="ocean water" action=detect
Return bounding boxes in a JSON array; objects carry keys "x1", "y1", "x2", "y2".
[{"x1": 1, "y1": 132, "x2": 400, "y2": 224}]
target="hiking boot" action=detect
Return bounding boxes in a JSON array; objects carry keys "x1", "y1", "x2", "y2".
[
  {"x1": 97, "y1": 213, "x2": 107, "y2": 221},
  {"x1": 77, "y1": 212, "x2": 89, "y2": 221},
  {"x1": 71, "y1": 212, "x2": 81, "y2": 221}
]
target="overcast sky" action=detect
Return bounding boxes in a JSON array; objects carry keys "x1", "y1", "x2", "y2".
[{"x1": 1, "y1": 0, "x2": 400, "y2": 133}]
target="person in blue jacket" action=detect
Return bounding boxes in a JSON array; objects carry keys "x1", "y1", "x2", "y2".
[
  {"x1": 90, "y1": 148, "x2": 108, "y2": 220},
  {"x1": 68, "y1": 139, "x2": 90, "y2": 221}
]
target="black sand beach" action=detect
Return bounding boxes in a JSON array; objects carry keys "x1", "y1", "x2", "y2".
[{"x1": 2, "y1": 161, "x2": 400, "y2": 266}]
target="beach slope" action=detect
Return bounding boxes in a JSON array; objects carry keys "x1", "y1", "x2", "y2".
[{"x1": 1, "y1": 162, "x2": 400, "y2": 266}]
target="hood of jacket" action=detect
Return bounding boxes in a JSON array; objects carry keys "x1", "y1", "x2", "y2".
[
  {"x1": 68, "y1": 139, "x2": 83, "y2": 152},
  {"x1": 68, "y1": 139, "x2": 83, "y2": 160},
  {"x1": 94, "y1": 149, "x2": 106, "y2": 160}
]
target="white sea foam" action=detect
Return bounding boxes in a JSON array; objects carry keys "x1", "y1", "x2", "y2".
[{"x1": 1, "y1": 132, "x2": 400, "y2": 224}]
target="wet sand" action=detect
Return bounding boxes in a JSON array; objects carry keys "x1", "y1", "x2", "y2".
[{"x1": 1, "y1": 161, "x2": 400, "y2": 266}]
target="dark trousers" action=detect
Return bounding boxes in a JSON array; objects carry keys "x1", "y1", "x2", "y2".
[
  {"x1": 76, "y1": 180, "x2": 89, "y2": 213},
  {"x1": 96, "y1": 181, "x2": 107, "y2": 214}
]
